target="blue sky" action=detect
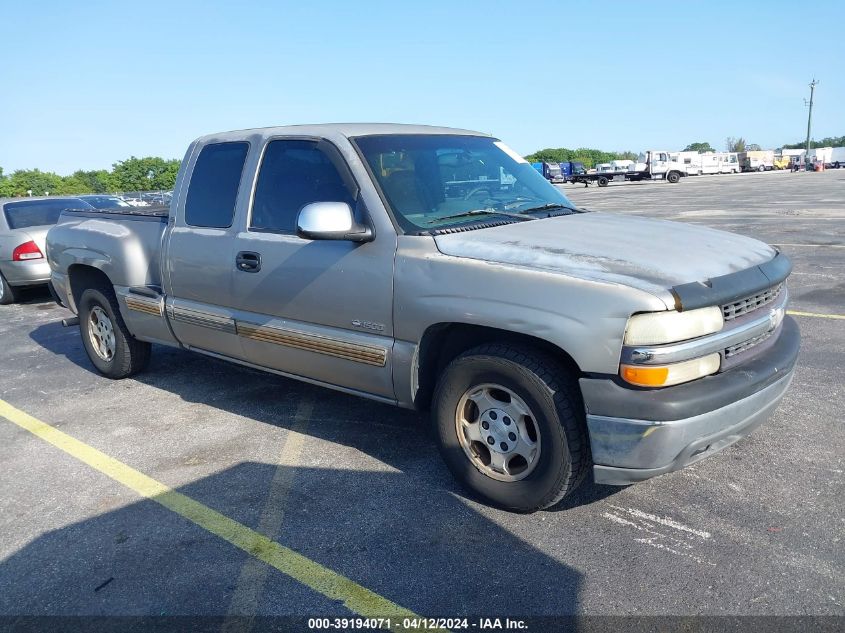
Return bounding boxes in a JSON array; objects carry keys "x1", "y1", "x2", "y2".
[{"x1": 1, "y1": 0, "x2": 843, "y2": 174}]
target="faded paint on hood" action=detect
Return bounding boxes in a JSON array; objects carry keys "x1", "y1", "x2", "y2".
[{"x1": 433, "y1": 212, "x2": 776, "y2": 299}]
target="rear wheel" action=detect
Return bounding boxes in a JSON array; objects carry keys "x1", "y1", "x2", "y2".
[
  {"x1": 78, "y1": 285, "x2": 151, "y2": 378},
  {"x1": 597, "y1": 176, "x2": 609, "y2": 187},
  {"x1": 0, "y1": 272, "x2": 18, "y2": 305},
  {"x1": 432, "y1": 344, "x2": 589, "y2": 513}
]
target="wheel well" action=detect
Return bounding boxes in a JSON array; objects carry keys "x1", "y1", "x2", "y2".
[
  {"x1": 414, "y1": 323, "x2": 582, "y2": 411},
  {"x1": 68, "y1": 265, "x2": 113, "y2": 311}
]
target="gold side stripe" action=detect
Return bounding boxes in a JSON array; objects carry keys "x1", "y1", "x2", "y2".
[
  {"x1": 125, "y1": 296, "x2": 162, "y2": 317},
  {"x1": 237, "y1": 323, "x2": 387, "y2": 367},
  {"x1": 170, "y1": 306, "x2": 237, "y2": 334}
]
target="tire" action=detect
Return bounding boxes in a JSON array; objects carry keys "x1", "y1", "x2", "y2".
[
  {"x1": 667, "y1": 171, "x2": 681, "y2": 184},
  {"x1": 432, "y1": 343, "x2": 590, "y2": 513},
  {"x1": 597, "y1": 176, "x2": 609, "y2": 187},
  {"x1": 0, "y1": 272, "x2": 19, "y2": 305},
  {"x1": 78, "y1": 285, "x2": 151, "y2": 379},
  {"x1": 758, "y1": 165, "x2": 765, "y2": 172}
]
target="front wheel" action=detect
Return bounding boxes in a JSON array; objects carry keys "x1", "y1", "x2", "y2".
[
  {"x1": 432, "y1": 344, "x2": 590, "y2": 512},
  {"x1": 78, "y1": 286, "x2": 151, "y2": 378},
  {"x1": 597, "y1": 176, "x2": 609, "y2": 187},
  {"x1": 667, "y1": 171, "x2": 681, "y2": 183}
]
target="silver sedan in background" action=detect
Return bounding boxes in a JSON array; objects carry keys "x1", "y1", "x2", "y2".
[{"x1": 0, "y1": 196, "x2": 93, "y2": 304}]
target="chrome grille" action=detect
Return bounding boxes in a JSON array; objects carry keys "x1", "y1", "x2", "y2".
[
  {"x1": 724, "y1": 329, "x2": 774, "y2": 358},
  {"x1": 722, "y1": 283, "x2": 783, "y2": 321}
]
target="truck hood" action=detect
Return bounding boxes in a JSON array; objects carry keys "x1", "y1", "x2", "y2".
[{"x1": 432, "y1": 212, "x2": 776, "y2": 302}]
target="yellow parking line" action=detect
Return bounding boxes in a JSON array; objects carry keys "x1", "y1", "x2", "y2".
[
  {"x1": 787, "y1": 310, "x2": 845, "y2": 320},
  {"x1": 224, "y1": 395, "x2": 314, "y2": 630},
  {"x1": 0, "y1": 399, "x2": 418, "y2": 621}
]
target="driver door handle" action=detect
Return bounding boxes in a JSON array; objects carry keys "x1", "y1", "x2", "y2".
[{"x1": 236, "y1": 251, "x2": 261, "y2": 273}]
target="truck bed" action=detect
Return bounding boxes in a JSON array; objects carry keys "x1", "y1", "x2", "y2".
[{"x1": 49, "y1": 205, "x2": 170, "y2": 294}]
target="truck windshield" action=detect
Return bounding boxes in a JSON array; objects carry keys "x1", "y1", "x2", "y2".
[
  {"x1": 3, "y1": 198, "x2": 93, "y2": 230},
  {"x1": 355, "y1": 135, "x2": 575, "y2": 232}
]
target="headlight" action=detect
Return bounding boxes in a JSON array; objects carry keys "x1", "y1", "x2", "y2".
[
  {"x1": 620, "y1": 353, "x2": 721, "y2": 387},
  {"x1": 624, "y1": 306, "x2": 724, "y2": 345}
]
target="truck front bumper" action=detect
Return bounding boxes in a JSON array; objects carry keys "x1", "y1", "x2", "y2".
[
  {"x1": 580, "y1": 316, "x2": 800, "y2": 486},
  {"x1": 0, "y1": 259, "x2": 52, "y2": 287}
]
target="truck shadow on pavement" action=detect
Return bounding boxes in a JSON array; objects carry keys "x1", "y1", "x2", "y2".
[
  {"x1": 0, "y1": 463, "x2": 584, "y2": 618},
  {"x1": 28, "y1": 321, "x2": 621, "y2": 515}
]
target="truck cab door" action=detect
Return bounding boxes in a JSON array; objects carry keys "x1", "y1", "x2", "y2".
[
  {"x1": 649, "y1": 152, "x2": 669, "y2": 176},
  {"x1": 163, "y1": 141, "x2": 249, "y2": 359},
  {"x1": 227, "y1": 138, "x2": 397, "y2": 401}
]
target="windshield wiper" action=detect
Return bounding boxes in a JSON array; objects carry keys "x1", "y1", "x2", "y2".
[
  {"x1": 516, "y1": 202, "x2": 583, "y2": 215},
  {"x1": 427, "y1": 208, "x2": 537, "y2": 225}
]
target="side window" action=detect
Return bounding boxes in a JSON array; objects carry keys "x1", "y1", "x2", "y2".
[
  {"x1": 185, "y1": 142, "x2": 249, "y2": 228},
  {"x1": 250, "y1": 140, "x2": 355, "y2": 233}
]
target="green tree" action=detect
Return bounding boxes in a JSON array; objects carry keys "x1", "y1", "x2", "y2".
[
  {"x1": 0, "y1": 167, "x2": 12, "y2": 197},
  {"x1": 6, "y1": 169, "x2": 63, "y2": 196},
  {"x1": 71, "y1": 169, "x2": 114, "y2": 193},
  {"x1": 57, "y1": 174, "x2": 91, "y2": 194},
  {"x1": 112, "y1": 156, "x2": 181, "y2": 191},
  {"x1": 683, "y1": 142, "x2": 715, "y2": 153},
  {"x1": 525, "y1": 147, "x2": 635, "y2": 169},
  {"x1": 782, "y1": 135, "x2": 845, "y2": 150}
]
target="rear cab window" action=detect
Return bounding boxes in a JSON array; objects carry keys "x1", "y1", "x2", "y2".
[{"x1": 185, "y1": 142, "x2": 250, "y2": 228}]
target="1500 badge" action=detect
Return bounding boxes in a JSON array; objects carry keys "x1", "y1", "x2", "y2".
[{"x1": 351, "y1": 319, "x2": 385, "y2": 332}]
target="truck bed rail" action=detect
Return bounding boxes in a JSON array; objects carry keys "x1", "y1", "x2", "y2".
[{"x1": 60, "y1": 206, "x2": 170, "y2": 221}]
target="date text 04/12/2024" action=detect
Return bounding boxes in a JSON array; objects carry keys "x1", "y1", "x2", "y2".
[{"x1": 307, "y1": 617, "x2": 528, "y2": 630}]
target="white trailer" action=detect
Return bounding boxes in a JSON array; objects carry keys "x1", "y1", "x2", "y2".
[
  {"x1": 700, "y1": 153, "x2": 720, "y2": 175},
  {"x1": 807, "y1": 147, "x2": 845, "y2": 169},
  {"x1": 670, "y1": 151, "x2": 703, "y2": 176},
  {"x1": 807, "y1": 147, "x2": 831, "y2": 164},
  {"x1": 739, "y1": 150, "x2": 775, "y2": 172}
]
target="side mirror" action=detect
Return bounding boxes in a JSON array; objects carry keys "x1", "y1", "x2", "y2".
[{"x1": 296, "y1": 202, "x2": 373, "y2": 243}]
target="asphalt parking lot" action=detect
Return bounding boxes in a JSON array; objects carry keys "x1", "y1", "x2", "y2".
[{"x1": 1, "y1": 169, "x2": 843, "y2": 624}]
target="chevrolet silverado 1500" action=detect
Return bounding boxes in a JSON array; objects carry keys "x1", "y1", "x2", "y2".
[{"x1": 46, "y1": 124, "x2": 800, "y2": 512}]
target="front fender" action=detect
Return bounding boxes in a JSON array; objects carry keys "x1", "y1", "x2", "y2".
[{"x1": 393, "y1": 237, "x2": 669, "y2": 380}]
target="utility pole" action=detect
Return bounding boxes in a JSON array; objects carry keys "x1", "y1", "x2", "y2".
[{"x1": 805, "y1": 78, "x2": 819, "y2": 155}]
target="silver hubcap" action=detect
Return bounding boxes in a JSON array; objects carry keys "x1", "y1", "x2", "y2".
[
  {"x1": 88, "y1": 306, "x2": 116, "y2": 362},
  {"x1": 455, "y1": 383, "x2": 541, "y2": 482}
]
